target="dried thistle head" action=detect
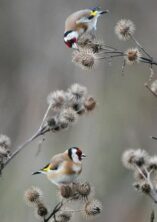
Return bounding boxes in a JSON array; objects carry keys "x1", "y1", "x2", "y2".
[
  {"x1": 72, "y1": 48, "x2": 97, "y2": 70},
  {"x1": 147, "y1": 156, "x2": 157, "y2": 171},
  {"x1": 59, "y1": 185, "x2": 73, "y2": 199},
  {"x1": 76, "y1": 181, "x2": 91, "y2": 199},
  {"x1": 46, "y1": 116, "x2": 60, "y2": 132},
  {"x1": 78, "y1": 35, "x2": 103, "y2": 53},
  {"x1": 47, "y1": 90, "x2": 66, "y2": 111},
  {"x1": 36, "y1": 202, "x2": 48, "y2": 218},
  {"x1": 115, "y1": 19, "x2": 135, "y2": 40},
  {"x1": 140, "y1": 182, "x2": 151, "y2": 194},
  {"x1": 60, "y1": 108, "x2": 78, "y2": 124},
  {"x1": 55, "y1": 211, "x2": 72, "y2": 222},
  {"x1": 0, "y1": 146, "x2": 10, "y2": 158},
  {"x1": 68, "y1": 84, "x2": 87, "y2": 99},
  {"x1": 24, "y1": 186, "x2": 42, "y2": 206},
  {"x1": 83, "y1": 199, "x2": 102, "y2": 218},
  {"x1": 0, "y1": 134, "x2": 11, "y2": 149},
  {"x1": 84, "y1": 96, "x2": 96, "y2": 112},
  {"x1": 65, "y1": 85, "x2": 87, "y2": 114},
  {"x1": 122, "y1": 149, "x2": 149, "y2": 169},
  {"x1": 125, "y1": 48, "x2": 141, "y2": 65}
]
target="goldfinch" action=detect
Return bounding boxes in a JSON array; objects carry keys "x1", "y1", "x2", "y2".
[
  {"x1": 32, "y1": 147, "x2": 86, "y2": 186},
  {"x1": 64, "y1": 7, "x2": 109, "y2": 48}
]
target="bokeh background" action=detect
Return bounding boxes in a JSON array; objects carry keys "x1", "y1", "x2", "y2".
[{"x1": 0, "y1": 0, "x2": 157, "y2": 221}]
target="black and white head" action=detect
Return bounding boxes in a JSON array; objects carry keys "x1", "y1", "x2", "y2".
[
  {"x1": 67, "y1": 147, "x2": 86, "y2": 163},
  {"x1": 64, "y1": 30, "x2": 79, "y2": 49}
]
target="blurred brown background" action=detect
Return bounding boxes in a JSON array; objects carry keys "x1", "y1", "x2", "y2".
[{"x1": 0, "y1": 0, "x2": 157, "y2": 221}]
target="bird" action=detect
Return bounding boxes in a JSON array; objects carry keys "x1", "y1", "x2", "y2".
[
  {"x1": 32, "y1": 147, "x2": 86, "y2": 186},
  {"x1": 64, "y1": 7, "x2": 109, "y2": 49}
]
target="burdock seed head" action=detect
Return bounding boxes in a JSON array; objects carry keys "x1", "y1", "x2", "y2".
[
  {"x1": 84, "y1": 96, "x2": 96, "y2": 112},
  {"x1": 59, "y1": 185, "x2": 73, "y2": 199},
  {"x1": 78, "y1": 35, "x2": 103, "y2": 53},
  {"x1": 24, "y1": 186, "x2": 42, "y2": 206},
  {"x1": 147, "y1": 156, "x2": 157, "y2": 171},
  {"x1": 68, "y1": 83, "x2": 87, "y2": 99},
  {"x1": 83, "y1": 199, "x2": 102, "y2": 218},
  {"x1": 72, "y1": 48, "x2": 97, "y2": 70},
  {"x1": 122, "y1": 149, "x2": 149, "y2": 169},
  {"x1": 55, "y1": 211, "x2": 72, "y2": 222},
  {"x1": 47, "y1": 90, "x2": 66, "y2": 111},
  {"x1": 115, "y1": 19, "x2": 135, "y2": 40},
  {"x1": 125, "y1": 48, "x2": 141, "y2": 65},
  {"x1": 76, "y1": 181, "x2": 91, "y2": 199},
  {"x1": 36, "y1": 202, "x2": 48, "y2": 218},
  {"x1": 59, "y1": 108, "x2": 78, "y2": 124},
  {"x1": 0, "y1": 134, "x2": 11, "y2": 149}
]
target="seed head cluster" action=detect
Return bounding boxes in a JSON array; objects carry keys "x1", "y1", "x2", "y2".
[
  {"x1": 25, "y1": 182, "x2": 101, "y2": 222},
  {"x1": 0, "y1": 134, "x2": 11, "y2": 173},
  {"x1": 115, "y1": 19, "x2": 135, "y2": 40},
  {"x1": 45, "y1": 84, "x2": 96, "y2": 133},
  {"x1": 59, "y1": 181, "x2": 93, "y2": 201},
  {"x1": 83, "y1": 199, "x2": 102, "y2": 218},
  {"x1": 122, "y1": 149, "x2": 157, "y2": 203},
  {"x1": 58, "y1": 181, "x2": 102, "y2": 220}
]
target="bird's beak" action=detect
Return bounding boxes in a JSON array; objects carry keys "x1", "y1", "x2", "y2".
[
  {"x1": 81, "y1": 153, "x2": 86, "y2": 158},
  {"x1": 72, "y1": 42, "x2": 78, "y2": 49},
  {"x1": 99, "y1": 9, "x2": 109, "y2": 15}
]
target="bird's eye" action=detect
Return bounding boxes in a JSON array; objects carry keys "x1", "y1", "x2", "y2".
[{"x1": 52, "y1": 165, "x2": 58, "y2": 170}]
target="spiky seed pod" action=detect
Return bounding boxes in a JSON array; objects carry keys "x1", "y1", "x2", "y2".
[
  {"x1": 150, "y1": 80, "x2": 157, "y2": 94},
  {"x1": 122, "y1": 149, "x2": 149, "y2": 169},
  {"x1": 0, "y1": 134, "x2": 11, "y2": 149},
  {"x1": 46, "y1": 116, "x2": 60, "y2": 131},
  {"x1": 0, "y1": 146, "x2": 10, "y2": 158},
  {"x1": 24, "y1": 186, "x2": 42, "y2": 206},
  {"x1": 133, "y1": 182, "x2": 141, "y2": 191},
  {"x1": 36, "y1": 202, "x2": 48, "y2": 217},
  {"x1": 115, "y1": 19, "x2": 135, "y2": 40},
  {"x1": 147, "y1": 156, "x2": 157, "y2": 171},
  {"x1": 55, "y1": 211, "x2": 72, "y2": 222},
  {"x1": 59, "y1": 185, "x2": 73, "y2": 199},
  {"x1": 72, "y1": 48, "x2": 97, "y2": 70},
  {"x1": 58, "y1": 117, "x2": 69, "y2": 130},
  {"x1": 76, "y1": 182, "x2": 91, "y2": 199},
  {"x1": 47, "y1": 90, "x2": 66, "y2": 111},
  {"x1": 122, "y1": 149, "x2": 137, "y2": 169},
  {"x1": 68, "y1": 83, "x2": 87, "y2": 99},
  {"x1": 78, "y1": 36, "x2": 103, "y2": 53},
  {"x1": 66, "y1": 84, "x2": 87, "y2": 114},
  {"x1": 125, "y1": 48, "x2": 141, "y2": 65},
  {"x1": 60, "y1": 108, "x2": 78, "y2": 124},
  {"x1": 84, "y1": 199, "x2": 102, "y2": 218},
  {"x1": 141, "y1": 182, "x2": 151, "y2": 194},
  {"x1": 84, "y1": 96, "x2": 96, "y2": 112}
]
